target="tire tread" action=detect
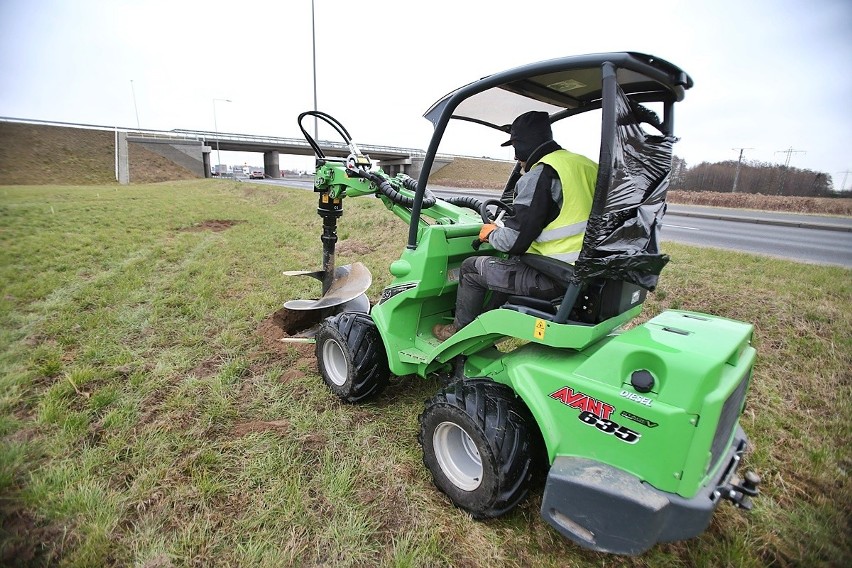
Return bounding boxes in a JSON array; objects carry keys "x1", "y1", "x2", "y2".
[{"x1": 419, "y1": 379, "x2": 541, "y2": 518}]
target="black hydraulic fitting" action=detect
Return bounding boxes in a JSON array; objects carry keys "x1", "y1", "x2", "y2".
[{"x1": 317, "y1": 192, "x2": 343, "y2": 219}]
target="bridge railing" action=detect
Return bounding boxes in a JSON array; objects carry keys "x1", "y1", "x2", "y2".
[{"x1": 171, "y1": 128, "x2": 426, "y2": 156}]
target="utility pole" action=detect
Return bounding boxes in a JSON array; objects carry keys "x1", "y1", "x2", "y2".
[
  {"x1": 774, "y1": 147, "x2": 806, "y2": 195},
  {"x1": 731, "y1": 147, "x2": 753, "y2": 193},
  {"x1": 213, "y1": 98, "x2": 232, "y2": 175},
  {"x1": 838, "y1": 170, "x2": 852, "y2": 193}
]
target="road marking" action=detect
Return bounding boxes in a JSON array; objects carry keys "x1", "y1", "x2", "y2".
[{"x1": 663, "y1": 223, "x2": 700, "y2": 231}]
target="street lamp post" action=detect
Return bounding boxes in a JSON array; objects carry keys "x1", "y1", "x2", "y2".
[
  {"x1": 312, "y1": 0, "x2": 318, "y2": 141},
  {"x1": 213, "y1": 98, "x2": 231, "y2": 174},
  {"x1": 130, "y1": 80, "x2": 140, "y2": 128}
]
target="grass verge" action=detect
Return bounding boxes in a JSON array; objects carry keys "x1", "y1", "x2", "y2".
[{"x1": 1, "y1": 180, "x2": 849, "y2": 567}]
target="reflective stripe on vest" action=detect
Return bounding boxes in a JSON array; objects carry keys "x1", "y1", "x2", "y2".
[
  {"x1": 535, "y1": 220, "x2": 588, "y2": 243},
  {"x1": 526, "y1": 149, "x2": 597, "y2": 263}
]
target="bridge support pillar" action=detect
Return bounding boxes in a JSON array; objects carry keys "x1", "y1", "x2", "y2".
[
  {"x1": 378, "y1": 158, "x2": 412, "y2": 178},
  {"x1": 116, "y1": 130, "x2": 129, "y2": 184},
  {"x1": 202, "y1": 148, "x2": 211, "y2": 178},
  {"x1": 264, "y1": 150, "x2": 281, "y2": 179}
]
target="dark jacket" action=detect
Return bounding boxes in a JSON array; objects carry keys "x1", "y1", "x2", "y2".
[{"x1": 488, "y1": 140, "x2": 564, "y2": 255}]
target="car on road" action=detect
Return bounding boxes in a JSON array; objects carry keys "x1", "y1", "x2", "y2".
[{"x1": 249, "y1": 169, "x2": 264, "y2": 179}]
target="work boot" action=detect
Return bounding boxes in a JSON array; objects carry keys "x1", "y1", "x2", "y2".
[{"x1": 432, "y1": 322, "x2": 459, "y2": 342}]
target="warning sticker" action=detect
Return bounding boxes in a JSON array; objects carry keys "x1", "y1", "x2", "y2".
[{"x1": 534, "y1": 318, "x2": 547, "y2": 339}]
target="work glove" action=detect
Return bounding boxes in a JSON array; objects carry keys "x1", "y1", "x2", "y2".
[{"x1": 479, "y1": 223, "x2": 497, "y2": 242}]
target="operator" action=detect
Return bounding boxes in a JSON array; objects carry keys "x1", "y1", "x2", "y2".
[{"x1": 433, "y1": 110, "x2": 597, "y2": 341}]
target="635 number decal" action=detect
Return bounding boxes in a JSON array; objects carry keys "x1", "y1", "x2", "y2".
[{"x1": 578, "y1": 411, "x2": 641, "y2": 444}]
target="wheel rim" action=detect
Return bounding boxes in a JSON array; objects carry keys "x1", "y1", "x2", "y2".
[
  {"x1": 433, "y1": 421, "x2": 482, "y2": 491},
  {"x1": 321, "y1": 338, "x2": 348, "y2": 386}
]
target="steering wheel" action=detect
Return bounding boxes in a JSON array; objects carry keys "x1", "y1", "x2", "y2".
[{"x1": 480, "y1": 198, "x2": 514, "y2": 225}]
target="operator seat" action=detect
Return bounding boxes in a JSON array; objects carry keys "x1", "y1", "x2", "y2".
[{"x1": 501, "y1": 80, "x2": 675, "y2": 326}]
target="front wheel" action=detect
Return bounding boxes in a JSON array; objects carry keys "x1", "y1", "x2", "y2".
[
  {"x1": 315, "y1": 312, "x2": 389, "y2": 403},
  {"x1": 418, "y1": 379, "x2": 542, "y2": 519}
]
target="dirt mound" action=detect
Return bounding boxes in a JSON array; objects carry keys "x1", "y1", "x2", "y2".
[
  {"x1": 257, "y1": 309, "x2": 316, "y2": 358},
  {"x1": 256, "y1": 310, "x2": 317, "y2": 390},
  {"x1": 179, "y1": 219, "x2": 245, "y2": 232},
  {"x1": 267, "y1": 306, "x2": 324, "y2": 337}
]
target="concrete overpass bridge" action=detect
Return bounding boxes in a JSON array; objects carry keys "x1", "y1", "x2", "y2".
[
  {"x1": 159, "y1": 128, "x2": 436, "y2": 179},
  {"x1": 0, "y1": 117, "x2": 451, "y2": 184},
  {"x1": 123, "y1": 127, "x2": 454, "y2": 183}
]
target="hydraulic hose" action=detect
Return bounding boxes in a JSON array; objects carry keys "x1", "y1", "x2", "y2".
[
  {"x1": 298, "y1": 110, "x2": 354, "y2": 158},
  {"x1": 442, "y1": 195, "x2": 483, "y2": 212},
  {"x1": 400, "y1": 176, "x2": 416, "y2": 191},
  {"x1": 364, "y1": 172, "x2": 436, "y2": 209}
]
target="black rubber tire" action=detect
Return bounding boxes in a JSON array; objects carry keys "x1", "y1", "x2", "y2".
[
  {"x1": 418, "y1": 379, "x2": 541, "y2": 519},
  {"x1": 315, "y1": 312, "x2": 390, "y2": 403}
]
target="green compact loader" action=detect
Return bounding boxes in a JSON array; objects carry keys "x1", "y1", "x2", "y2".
[{"x1": 281, "y1": 52, "x2": 760, "y2": 555}]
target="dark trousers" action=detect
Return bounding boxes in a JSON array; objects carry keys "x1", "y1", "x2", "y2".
[{"x1": 454, "y1": 256, "x2": 564, "y2": 328}]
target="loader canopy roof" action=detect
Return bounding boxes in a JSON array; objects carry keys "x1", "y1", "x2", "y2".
[{"x1": 423, "y1": 52, "x2": 692, "y2": 135}]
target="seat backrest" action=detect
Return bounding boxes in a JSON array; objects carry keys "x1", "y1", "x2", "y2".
[
  {"x1": 548, "y1": 78, "x2": 674, "y2": 325},
  {"x1": 573, "y1": 82, "x2": 675, "y2": 291},
  {"x1": 571, "y1": 279, "x2": 647, "y2": 324}
]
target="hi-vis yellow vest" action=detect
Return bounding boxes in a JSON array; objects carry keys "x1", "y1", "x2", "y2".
[{"x1": 526, "y1": 150, "x2": 597, "y2": 263}]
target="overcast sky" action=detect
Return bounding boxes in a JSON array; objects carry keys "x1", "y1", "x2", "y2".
[{"x1": 1, "y1": 0, "x2": 850, "y2": 188}]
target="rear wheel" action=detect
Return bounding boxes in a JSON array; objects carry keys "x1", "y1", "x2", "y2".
[
  {"x1": 315, "y1": 312, "x2": 389, "y2": 403},
  {"x1": 419, "y1": 379, "x2": 541, "y2": 518}
]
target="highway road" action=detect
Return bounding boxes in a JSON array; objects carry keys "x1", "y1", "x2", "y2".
[
  {"x1": 661, "y1": 207, "x2": 851, "y2": 267},
  {"x1": 249, "y1": 177, "x2": 852, "y2": 268}
]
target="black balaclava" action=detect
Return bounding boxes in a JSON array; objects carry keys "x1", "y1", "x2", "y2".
[{"x1": 501, "y1": 111, "x2": 553, "y2": 162}]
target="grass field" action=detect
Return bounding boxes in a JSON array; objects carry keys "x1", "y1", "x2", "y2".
[{"x1": 1, "y1": 180, "x2": 850, "y2": 567}]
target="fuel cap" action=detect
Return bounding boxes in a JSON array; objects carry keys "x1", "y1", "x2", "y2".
[{"x1": 631, "y1": 370, "x2": 655, "y2": 393}]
